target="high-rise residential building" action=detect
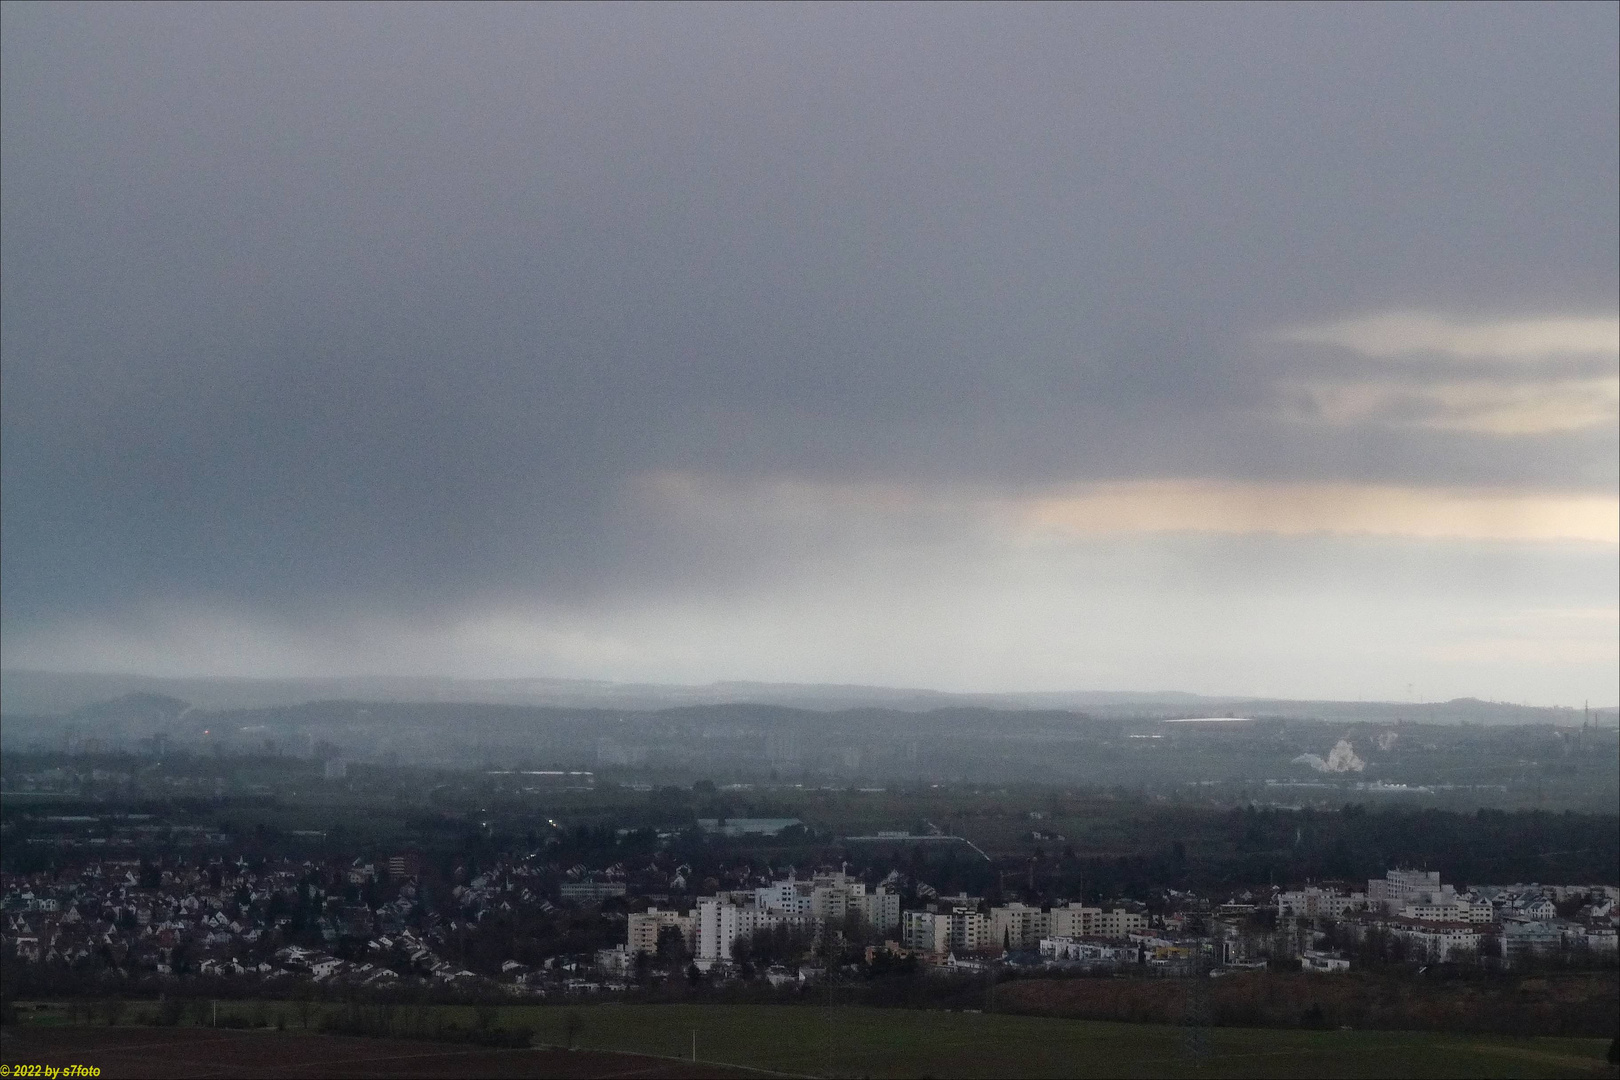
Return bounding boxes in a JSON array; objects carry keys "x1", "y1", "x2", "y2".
[
  {"x1": 1368, "y1": 869, "x2": 1444, "y2": 911},
  {"x1": 989, "y1": 902, "x2": 1052, "y2": 950},
  {"x1": 1096, "y1": 907, "x2": 1148, "y2": 938},
  {"x1": 902, "y1": 905, "x2": 990, "y2": 955},
  {"x1": 1049, "y1": 903, "x2": 1103, "y2": 939},
  {"x1": 902, "y1": 910, "x2": 950, "y2": 954},
  {"x1": 628, "y1": 908, "x2": 697, "y2": 955},
  {"x1": 696, "y1": 896, "x2": 821, "y2": 963}
]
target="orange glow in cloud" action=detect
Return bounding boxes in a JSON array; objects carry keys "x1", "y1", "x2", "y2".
[
  {"x1": 1018, "y1": 481, "x2": 1618, "y2": 544},
  {"x1": 640, "y1": 473, "x2": 1619, "y2": 545}
]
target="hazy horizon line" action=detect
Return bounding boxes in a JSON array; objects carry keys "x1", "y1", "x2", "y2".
[{"x1": 3, "y1": 666, "x2": 1611, "y2": 711}]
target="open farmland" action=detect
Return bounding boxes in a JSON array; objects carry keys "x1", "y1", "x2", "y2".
[
  {"x1": 0, "y1": 1026, "x2": 761, "y2": 1078},
  {"x1": 516, "y1": 1004, "x2": 1617, "y2": 1079},
  {"x1": 5, "y1": 1006, "x2": 1616, "y2": 1079}
]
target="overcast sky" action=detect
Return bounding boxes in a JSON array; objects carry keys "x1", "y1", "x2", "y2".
[{"x1": 3, "y1": 2, "x2": 1616, "y2": 704}]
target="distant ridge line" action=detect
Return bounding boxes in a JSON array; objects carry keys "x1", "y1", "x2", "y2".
[{"x1": 1, "y1": 668, "x2": 1612, "y2": 724}]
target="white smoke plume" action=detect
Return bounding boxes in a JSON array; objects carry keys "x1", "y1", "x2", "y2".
[{"x1": 1292, "y1": 739, "x2": 1367, "y2": 773}]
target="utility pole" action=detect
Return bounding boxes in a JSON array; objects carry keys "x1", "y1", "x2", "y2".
[
  {"x1": 691, "y1": 1029, "x2": 696, "y2": 1063},
  {"x1": 1183, "y1": 944, "x2": 1210, "y2": 1068},
  {"x1": 825, "y1": 948, "x2": 834, "y2": 1080}
]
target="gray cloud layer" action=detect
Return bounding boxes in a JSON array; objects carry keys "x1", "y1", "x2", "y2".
[{"x1": 2, "y1": 3, "x2": 1616, "y2": 696}]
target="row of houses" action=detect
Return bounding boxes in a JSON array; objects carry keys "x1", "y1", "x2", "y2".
[
  {"x1": 1275, "y1": 871, "x2": 1619, "y2": 969},
  {"x1": 1, "y1": 854, "x2": 579, "y2": 995},
  {"x1": 1330, "y1": 909, "x2": 1618, "y2": 965},
  {"x1": 1278, "y1": 870, "x2": 1618, "y2": 927}
]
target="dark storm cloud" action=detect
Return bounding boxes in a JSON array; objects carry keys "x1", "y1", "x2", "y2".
[{"x1": 2, "y1": 3, "x2": 1616, "y2": 633}]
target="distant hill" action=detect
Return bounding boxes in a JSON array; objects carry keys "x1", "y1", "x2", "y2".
[
  {"x1": 73, "y1": 692, "x2": 191, "y2": 725},
  {"x1": 1, "y1": 668, "x2": 1611, "y2": 726}
]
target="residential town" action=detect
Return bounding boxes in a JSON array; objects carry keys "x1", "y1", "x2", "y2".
[
  {"x1": 608, "y1": 866, "x2": 1616, "y2": 980},
  {"x1": 7, "y1": 851, "x2": 1615, "y2": 1002}
]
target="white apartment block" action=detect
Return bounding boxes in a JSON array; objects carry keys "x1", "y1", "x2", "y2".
[
  {"x1": 1029, "y1": 903, "x2": 1148, "y2": 941},
  {"x1": 1368, "y1": 869, "x2": 1447, "y2": 913},
  {"x1": 853, "y1": 887, "x2": 901, "y2": 934},
  {"x1": 902, "y1": 910, "x2": 950, "y2": 955},
  {"x1": 990, "y1": 902, "x2": 1052, "y2": 950},
  {"x1": 1365, "y1": 869, "x2": 1505, "y2": 925},
  {"x1": 1574, "y1": 925, "x2": 1618, "y2": 953},
  {"x1": 1049, "y1": 903, "x2": 1101, "y2": 939},
  {"x1": 693, "y1": 872, "x2": 898, "y2": 963},
  {"x1": 1097, "y1": 907, "x2": 1148, "y2": 938},
  {"x1": 1501, "y1": 919, "x2": 1561, "y2": 960},
  {"x1": 902, "y1": 906, "x2": 991, "y2": 956},
  {"x1": 1393, "y1": 921, "x2": 1482, "y2": 962},
  {"x1": 695, "y1": 897, "x2": 820, "y2": 962},
  {"x1": 1500, "y1": 919, "x2": 1618, "y2": 963},
  {"x1": 1400, "y1": 897, "x2": 1494, "y2": 924},
  {"x1": 1044, "y1": 903, "x2": 1147, "y2": 940},
  {"x1": 749, "y1": 872, "x2": 899, "y2": 932},
  {"x1": 752, "y1": 878, "x2": 836, "y2": 918},
  {"x1": 596, "y1": 943, "x2": 633, "y2": 976},
  {"x1": 627, "y1": 908, "x2": 696, "y2": 956},
  {"x1": 980, "y1": 902, "x2": 1147, "y2": 952},
  {"x1": 1276, "y1": 886, "x2": 1368, "y2": 920},
  {"x1": 948, "y1": 906, "x2": 991, "y2": 953}
]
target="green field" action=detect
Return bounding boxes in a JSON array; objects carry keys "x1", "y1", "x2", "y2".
[
  {"x1": 521, "y1": 1004, "x2": 1616, "y2": 1079},
  {"x1": 36, "y1": 1001, "x2": 1615, "y2": 1078}
]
